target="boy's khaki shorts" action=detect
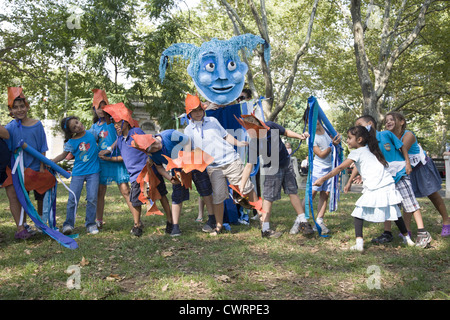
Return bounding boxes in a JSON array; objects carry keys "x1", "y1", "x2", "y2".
[{"x1": 207, "y1": 159, "x2": 254, "y2": 204}]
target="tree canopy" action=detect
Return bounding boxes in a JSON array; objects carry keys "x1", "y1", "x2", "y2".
[{"x1": 1, "y1": 0, "x2": 448, "y2": 155}]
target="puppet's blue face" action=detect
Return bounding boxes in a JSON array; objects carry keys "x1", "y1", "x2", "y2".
[{"x1": 188, "y1": 51, "x2": 248, "y2": 105}]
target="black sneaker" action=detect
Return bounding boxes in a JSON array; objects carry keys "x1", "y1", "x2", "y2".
[
  {"x1": 131, "y1": 226, "x2": 143, "y2": 237},
  {"x1": 261, "y1": 229, "x2": 282, "y2": 238},
  {"x1": 371, "y1": 232, "x2": 393, "y2": 244},
  {"x1": 170, "y1": 224, "x2": 181, "y2": 237},
  {"x1": 299, "y1": 222, "x2": 314, "y2": 235}
]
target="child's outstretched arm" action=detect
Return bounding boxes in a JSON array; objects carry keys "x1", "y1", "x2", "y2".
[
  {"x1": 314, "y1": 158, "x2": 354, "y2": 187},
  {"x1": 225, "y1": 133, "x2": 248, "y2": 147},
  {"x1": 284, "y1": 129, "x2": 309, "y2": 141},
  {"x1": 52, "y1": 151, "x2": 69, "y2": 163}
]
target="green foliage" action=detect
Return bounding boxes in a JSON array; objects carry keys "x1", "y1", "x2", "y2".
[{"x1": 0, "y1": 0, "x2": 447, "y2": 152}]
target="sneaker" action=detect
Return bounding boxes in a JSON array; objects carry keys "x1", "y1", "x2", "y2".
[
  {"x1": 23, "y1": 223, "x2": 37, "y2": 235},
  {"x1": 350, "y1": 244, "x2": 364, "y2": 252},
  {"x1": 415, "y1": 231, "x2": 432, "y2": 248},
  {"x1": 202, "y1": 221, "x2": 216, "y2": 233},
  {"x1": 402, "y1": 235, "x2": 415, "y2": 247},
  {"x1": 96, "y1": 220, "x2": 103, "y2": 229},
  {"x1": 165, "y1": 221, "x2": 173, "y2": 234},
  {"x1": 170, "y1": 224, "x2": 181, "y2": 237},
  {"x1": 299, "y1": 222, "x2": 314, "y2": 235},
  {"x1": 62, "y1": 225, "x2": 74, "y2": 235},
  {"x1": 14, "y1": 229, "x2": 31, "y2": 240},
  {"x1": 261, "y1": 229, "x2": 282, "y2": 238},
  {"x1": 312, "y1": 221, "x2": 330, "y2": 234},
  {"x1": 398, "y1": 231, "x2": 412, "y2": 240},
  {"x1": 290, "y1": 220, "x2": 301, "y2": 234},
  {"x1": 371, "y1": 232, "x2": 393, "y2": 244},
  {"x1": 130, "y1": 225, "x2": 143, "y2": 237},
  {"x1": 87, "y1": 225, "x2": 99, "y2": 235}
]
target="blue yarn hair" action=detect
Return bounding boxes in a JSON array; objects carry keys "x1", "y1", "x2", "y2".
[{"x1": 159, "y1": 33, "x2": 270, "y2": 83}]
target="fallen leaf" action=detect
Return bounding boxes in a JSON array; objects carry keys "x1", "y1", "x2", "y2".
[
  {"x1": 161, "y1": 251, "x2": 173, "y2": 257},
  {"x1": 80, "y1": 257, "x2": 89, "y2": 266},
  {"x1": 106, "y1": 274, "x2": 121, "y2": 282},
  {"x1": 216, "y1": 275, "x2": 230, "y2": 283}
]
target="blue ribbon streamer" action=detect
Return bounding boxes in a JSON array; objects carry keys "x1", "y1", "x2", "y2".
[
  {"x1": 305, "y1": 96, "x2": 343, "y2": 237},
  {"x1": 11, "y1": 150, "x2": 78, "y2": 249}
]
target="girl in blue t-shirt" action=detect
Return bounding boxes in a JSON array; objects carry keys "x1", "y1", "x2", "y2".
[
  {"x1": 53, "y1": 116, "x2": 100, "y2": 235},
  {"x1": 90, "y1": 98, "x2": 132, "y2": 229}
]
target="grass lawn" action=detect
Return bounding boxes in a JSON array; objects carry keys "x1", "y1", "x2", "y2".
[{"x1": 0, "y1": 179, "x2": 449, "y2": 302}]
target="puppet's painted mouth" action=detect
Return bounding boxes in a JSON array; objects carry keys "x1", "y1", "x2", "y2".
[{"x1": 211, "y1": 85, "x2": 234, "y2": 93}]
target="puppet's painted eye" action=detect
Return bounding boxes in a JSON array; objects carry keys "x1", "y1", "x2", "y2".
[
  {"x1": 205, "y1": 62, "x2": 215, "y2": 72},
  {"x1": 227, "y1": 60, "x2": 237, "y2": 71}
]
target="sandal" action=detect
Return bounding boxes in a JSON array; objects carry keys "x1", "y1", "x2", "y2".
[
  {"x1": 14, "y1": 229, "x2": 31, "y2": 240},
  {"x1": 441, "y1": 224, "x2": 450, "y2": 237},
  {"x1": 209, "y1": 227, "x2": 222, "y2": 236}
]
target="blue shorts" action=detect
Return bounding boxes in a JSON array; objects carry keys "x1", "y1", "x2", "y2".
[
  {"x1": 130, "y1": 181, "x2": 143, "y2": 207},
  {"x1": 311, "y1": 166, "x2": 332, "y2": 192},
  {"x1": 151, "y1": 166, "x2": 168, "y2": 197},
  {"x1": 172, "y1": 169, "x2": 212, "y2": 204}
]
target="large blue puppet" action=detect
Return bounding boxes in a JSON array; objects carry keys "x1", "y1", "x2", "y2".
[{"x1": 159, "y1": 33, "x2": 270, "y2": 105}]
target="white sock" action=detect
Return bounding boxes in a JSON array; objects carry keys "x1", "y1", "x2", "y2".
[
  {"x1": 296, "y1": 214, "x2": 307, "y2": 223},
  {"x1": 317, "y1": 217, "x2": 324, "y2": 223},
  {"x1": 262, "y1": 222, "x2": 270, "y2": 232}
]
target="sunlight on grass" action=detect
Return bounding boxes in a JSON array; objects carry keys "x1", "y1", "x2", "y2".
[{"x1": 0, "y1": 182, "x2": 449, "y2": 300}]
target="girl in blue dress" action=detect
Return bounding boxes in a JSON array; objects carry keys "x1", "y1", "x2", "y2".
[{"x1": 89, "y1": 89, "x2": 133, "y2": 229}]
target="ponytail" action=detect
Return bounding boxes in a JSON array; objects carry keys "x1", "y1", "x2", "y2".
[
  {"x1": 60, "y1": 116, "x2": 78, "y2": 142},
  {"x1": 347, "y1": 125, "x2": 388, "y2": 167}
]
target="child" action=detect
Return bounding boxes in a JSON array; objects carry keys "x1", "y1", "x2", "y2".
[
  {"x1": 144, "y1": 127, "x2": 215, "y2": 237},
  {"x1": 237, "y1": 114, "x2": 311, "y2": 238},
  {"x1": 184, "y1": 94, "x2": 258, "y2": 236},
  {"x1": 385, "y1": 111, "x2": 449, "y2": 237},
  {"x1": 52, "y1": 116, "x2": 100, "y2": 235},
  {"x1": 306, "y1": 120, "x2": 342, "y2": 234},
  {"x1": 2, "y1": 87, "x2": 53, "y2": 239},
  {"x1": 351, "y1": 115, "x2": 432, "y2": 248},
  {"x1": 89, "y1": 89, "x2": 133, "y2": 229},
  {"x1": 99, "y1": 102, "x2": 172, "y2": 236},
  {"x1": 314, "y1": 126, "x2": 415, "y2": 251}
]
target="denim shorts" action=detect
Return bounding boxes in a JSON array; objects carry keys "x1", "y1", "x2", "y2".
[
  {"x1": 311, "y1": 166, "x2": 332, "y2": 192},
  {"x1": 262, "y1": 162, "x2": 298, "y2": 202}
]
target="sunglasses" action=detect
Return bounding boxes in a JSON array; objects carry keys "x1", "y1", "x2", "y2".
[{"x1": 237, "y1": 96, "x2": 248, "y2": 101}]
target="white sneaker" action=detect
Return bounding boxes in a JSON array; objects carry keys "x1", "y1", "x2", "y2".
[
  {"x1": 290, "y1": 221, "x2": 300, "y2": 234},
  {"x1": 350, "y1": 244, "x2": 364, "y2": 252},
  {"x1": 62, "y1": 225, "x2": 74, "y2": 235},
  {"x1": 350, "y1": 238, "x2": 364, "y2": 252},
  {"x1": 87, "y1": 225, "x2": 99, "y2": 235},
  {"x1": 312, "y1": 221, "x2": 330, "y2": 234},
  {"x1": 402, "y1": 235, "x2": 415, "y2": 246}
]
